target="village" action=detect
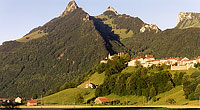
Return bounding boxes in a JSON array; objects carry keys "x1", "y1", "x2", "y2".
[{"x1": 101, "y1": 53, "x2": 200, "y2": 70}]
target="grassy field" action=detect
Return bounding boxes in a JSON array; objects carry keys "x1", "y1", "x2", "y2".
[
  {"x1": 121, "y1": 67, "x2": 137, "y2": 74},
  {"x1": 16, "y1": 30, "x2": 48, "y2": 42},
  {"x1": 105, "y1": 86, "x2": 199, "y2": 106},
  {"x1": 38, "y1": 72, "x2": 106, "y2": 105},
  {"x1": 38, "y1": 88, "x2": 95, "y2": 105},
  {"x1": 77, "y1": 72, "x2": 105, "y2": 88}
]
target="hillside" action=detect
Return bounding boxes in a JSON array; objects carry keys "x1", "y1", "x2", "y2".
[
  {"x1": 38, "y1": 72, "x2": 106, "y2": 105},
  {"x1": 96, "y1": 8, "x2": 200, "y2": 59},
  {"x1": 0, "y1": 1, "x2": 125, "y2": 98},
  {"x1": 123, "y1": 28, "x2": 200, "y2": 58},
  {"x1": 95, "y1": 7, "x2": 160, "y2": 41},
  {"x1": 38, "y1": 88, "x2": 95, "y2": 105},
  {"x1": 40, "y1": 63, "x2": 200, "y2": 106}
]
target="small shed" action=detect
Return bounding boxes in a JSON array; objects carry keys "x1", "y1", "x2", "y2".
[
  {"x1": 85, "y1": 83, "x2": 96, "y2": 89},
  {"x1": 27, "y1": 100, "x2": 37, "y2": 106},
  {"x1": 94, "y1": 97, "x2": 109, "y2": 104}
]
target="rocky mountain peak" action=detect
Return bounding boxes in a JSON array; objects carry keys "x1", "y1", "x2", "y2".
[
  {"x1": 176, "y1": 12, "x2": 200, "y2": 28},
  {"x1": 60, "y1": 0, "x2": 79, "y2": 17},
  {"x1": 106, "y1": 6, "x2": 119, "y2": 15}
]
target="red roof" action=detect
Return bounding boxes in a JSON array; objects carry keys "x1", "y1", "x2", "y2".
[
  {"x1": 146, "y1": 55, "x2": 154, "y2": 58},
  {"x1": 98, "y1": 97, "x2": 109, "y2": 103},
  {"x1": 28, "y1": 100, "x2": 37, "y2": 103},
  {"x1": 0, "y1": 98, "x2": 12, "y2": 101},
  {"x1": 131, "y1": 56, "x2": 144, "y2": 60}
]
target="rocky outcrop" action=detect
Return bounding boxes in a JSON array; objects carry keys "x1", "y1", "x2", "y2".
[
  {"x1": 106, "y1": 6, "x2": 119, "y2": 15},
  {"x1": 140, "y1": 24, "x2": 160, "y2": 33},
  {"x1": 83, "y1": 14, "x2": 90, "y2": 21},
  {"x1": 176, "y1": 12, "x2": 200, "y2": 29},
  {"x1": 60, "y1": 0, "x2": 79, "y2": 17}
]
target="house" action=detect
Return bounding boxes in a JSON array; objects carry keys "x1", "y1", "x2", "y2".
[
  {"x1": 85, "y1": 83, "x2": 96, "y2": 89},
  {"x1": 196, "y1": 56, "x2": 200, "y2": 63},
  {"x1": 27, "y1": 100, "x2": 37, "y2": 106},
  {"x1": 94, "y1": 97, "x2": 109, "y2": 104},
  {"x1": 167, "y1": 58, "x2": 180, "y2": 65},
  {"x1": 128, "y1": 56, "x2": 145, "y2": 66},
  {"x1": 145, "y1": 55, "x2": 155, "y2": 61},
  {"x1": 159, "y1": 58, "x2": 168, "y2": 65},
  {"x1": 15, "y1": 97, "x2": 22, "y2": 104},
  {"x1": 128, "y1": 55, "x2": 155, "y2": 67},
  {"x1": 150, "y1": 59, "x2": 161, "y2": 65},
  {"x1": 0, "y1": 98, "x2": 12, "y2": 103}
]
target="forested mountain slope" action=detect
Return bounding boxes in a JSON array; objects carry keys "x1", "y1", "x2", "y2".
[
  {"x1": 123, "y1": 28, "x2": 200, "y2": 58},
  {"x1": 0, "y1": 1, "x2": 125, "y2": 98}
]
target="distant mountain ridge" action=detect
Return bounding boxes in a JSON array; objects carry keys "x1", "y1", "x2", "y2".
[
  {"x1": 176, "y1": 12, "x2": 200, "y2": 29},
  {"x1": 95, "y1": 7, "x2": 160, "y2": 41}
]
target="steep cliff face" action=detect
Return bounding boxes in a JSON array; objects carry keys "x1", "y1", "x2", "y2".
[{"x1": 176, "y1": 12, "x2": 200, "y2": 29}]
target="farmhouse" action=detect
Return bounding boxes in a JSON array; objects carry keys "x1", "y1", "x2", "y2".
[
  {"x1": 94, "y1": 97, "x2": 109, "y2": 104},
  {"x1": 27, "y1": 100, "x2": 37, "y2": 106}
]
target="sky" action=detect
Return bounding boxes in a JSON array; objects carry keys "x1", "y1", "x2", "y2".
[{"x1": 0, "y1": 0, "x2": 200, "y2": 44}]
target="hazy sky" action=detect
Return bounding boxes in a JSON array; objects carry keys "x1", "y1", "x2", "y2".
[{"x1": 0, "y1": 0, "x2": 200, "y2": 44}]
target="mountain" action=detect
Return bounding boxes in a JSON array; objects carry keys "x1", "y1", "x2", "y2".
[
  {"x1": 122, "y1": 12, "x2": 200, "y2": 58},
  {"x1": 176, "y1": 12, "x2": 200, "y2": 29},
  {"x1": 1, "y1": 0, "x2": 200, "y2": 99},
  {"x1": 123, "y1": 28, "x2": 200, "y2": 58},
  {"x1": 95, "y1": 6, "x2": 161, "y2": 41},
  {"x1": 0, "y1": 0, "x2": 126, "y2": 98},
  {"x1": 97, "y1": 9, "x2": 200, "y2": 58}
]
